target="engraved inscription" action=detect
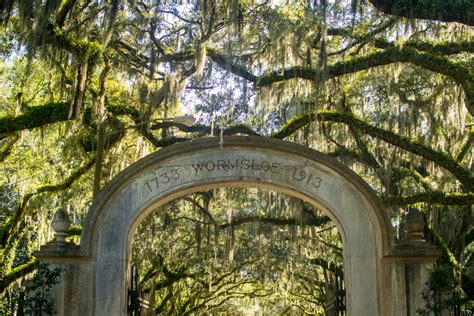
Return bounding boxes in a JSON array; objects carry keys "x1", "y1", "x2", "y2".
[
  {"x1": 291, "y1": 167, "x2": 323, "y2": 188},
  {"x1": 143, "y1": 157, "x2": 323, "y2": 194},
  {"x1": 191, "y1": 159, "x2": 280, "y2": 173},
  {"x1": 144, "y1": 169, "x2": 180, "y2": 193}
]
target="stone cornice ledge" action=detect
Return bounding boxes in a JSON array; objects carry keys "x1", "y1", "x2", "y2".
[
  {"x1": 385, "y1": 241, "x2": 442, "y2": 262},
  {"x1": 34, "y1": 243, "x2": 90, "y2": 263}
]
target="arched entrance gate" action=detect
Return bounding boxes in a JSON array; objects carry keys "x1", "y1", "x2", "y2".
[{"x1": 36, "y1": 137, "x2": 439, "y2": 315}]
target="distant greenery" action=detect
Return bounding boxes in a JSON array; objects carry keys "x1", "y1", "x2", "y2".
[{"x1": 132, "y1": 188, "x2": 339, "y2": 314}]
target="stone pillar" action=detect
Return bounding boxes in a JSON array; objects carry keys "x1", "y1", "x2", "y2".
[
  {"x1": 385, "y1": 208, "x2": 441, "y2": 316},
  {"x1": 35, "y1": 208, "x2": 93, "y2": 316}
]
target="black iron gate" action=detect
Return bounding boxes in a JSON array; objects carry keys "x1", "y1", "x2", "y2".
[
  {"x1": 325, "y1": 267, "x2": 346, "y2": 315},
  {"x1": 127, "y1": 265, "x2": 151, "y2": 315},
  {"x1": 334, "y1": 268, "x2": 346, "y2": 315}
]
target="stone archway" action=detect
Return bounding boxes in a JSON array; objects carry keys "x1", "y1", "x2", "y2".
[{"x1": 36, "y1": 136, "x2": 440, "y2": 315}]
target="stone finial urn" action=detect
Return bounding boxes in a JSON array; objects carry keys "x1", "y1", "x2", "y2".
[
  {"x1": 51, "y1": 208, "x2": 71, "y2": 243},
  {"x1": 405, "y1": 208, "x2": 425, "y2": 241}
]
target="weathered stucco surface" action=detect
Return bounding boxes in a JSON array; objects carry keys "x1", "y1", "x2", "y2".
[{"x1": 36, "y1": 136, "x2": 439, "y2": 315}]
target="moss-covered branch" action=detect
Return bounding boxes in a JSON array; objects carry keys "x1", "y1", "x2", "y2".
[
  {"x1": 383, "y1": 192, "x2": 474, "y2": 206},
  {"x1": 113, "y1": 41, "x2": 473, "y2": 117},
  {"x1": 374, "y1": 39, "x2": 474, "y2": 55},
  {"x1": 150, "y1": 121, "x2": 261, "y2": 137},
  {"x1": 0, "y1": 157, "x2": 96, "y2": 249},
  {"x1": 427, "y1": 228, "x2": 459, "y2": 267},
  {"x1": 327, "y1": 147, "x2": 363, "y2": 162},
  {"x1": 207, "y1": 49, "x2": 258, "y2": 82},
  {"x1": 0, "y1": 258, "x2": 39, "y2": 294},
  {"x1": 49, "y1": 26, "x2": 103, "y2": 61},
  {"x1": 273, "y1": 110, "x2": 474, "y2": 191},
  {"x1": 0, "y1": 134, "x2": 19, "y2": 162},
  {"x1": 0, "y1": 102, "x2": 70, "y2": 136},
  {"x1": 0, "y1": 101, "x2": 134, "y2": 143},
  {"x1": 390, "y1": 166, "x2": 433, "y2": 191},
  {"x1": 456, "y1": 128, "x2": 473, "y2": 162},
  {"x1": 368, "y1": 0, "x2": 473, "y2": 25},
  {"x1": 141, "y1": 133, "x2": 191, "y2": 148},
  {"x1": 140, "y1": 121, "x2": 262, "y2": 149},
  {"x1": 219, "y1": 215, "x2": 331, "y2": 230},
  {"x1": 258, "y1": 46, "x2": 473, "y2": 115}
]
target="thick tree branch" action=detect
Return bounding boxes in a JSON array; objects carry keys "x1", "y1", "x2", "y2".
[
  {"x1": 340, "y1": 101, "x2": 382, "y2": 170},
  {"x1": 368, "y1": 0, "x2": 473, "y2": 26},
  {"x1": 0, "y1": 101, "x2": 136, "y2": 139},
  {"x1": 141, "y1": 134, "x2": 191, "y2": 148},
  {"x1": 383, "y1": 192, "x2": 474, "y2": 206},
  {"x1": 56, "y1": 0, "x2": 76, "y2": 27},
  {"x1": 456, "y1": 128, "x2": 473, "y2": 163},
  {"x1": 374, "y1": 39, "x2": 474, "y2": 55},
  {"x1": 0, "y1": 102, "x2": 70, "y2": 137},
  {"x1": 327, "y1": 147, "x2": 363, "y2": 162},
  {"x1": 0, "y1": 134, "x2": 19, "y2": 162},
  {"x1": 218, "y1": 215, "x2": 331, "y2": 230},
  {"x1": 207, "y1": 49, "x2": 258, "y2": 82},
  {"x1": 0, "y1": 258, "x2": 39, "y2": 294},
  {"x1": 259, "y1": 46, "x2": 473, "y2": 115},
  {"x1": 273, "y1": 110, "x2": 474, "y2": 191},
  {"x1": 150, "y1": 121, "x2": 260, "y2": 137}
]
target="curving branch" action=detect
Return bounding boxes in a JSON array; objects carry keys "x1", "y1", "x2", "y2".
[
  {"x1": 207, "y1": 49, "x2": 258, "y2": 82},
  {"x1": 140, "y1": 121, "x2": 261, "y2": 148},
  {"x1": 374, "y1": 39, "x2": 474, "y2": 55},
  {"x1": 456, "y1": 129, "x2": 473, "y2": 163},
  {"x1": 0, "y1": 258, "x2": 39, "y2": 294},
  {"x1": 0, "y1": 157, "x2": 96, "y2": 249},
  {"x1": 258, "y1": 46, "x2": 473, "y2": 115},
  {"x1": 0, "y1": 102, "x2": 70, "y2": 137},
  {"x1": 273, "y1": 110, "x2": 474, "y2": 191},
  {"x1": 383, "y1": 192, "x2": 474, "y2": 206},
  {"x1": 109, "y1": 41, "x2": 473, "y2": 115},
  {"x1": 0, "y1": 134, "x2": 19, "y2": 162},
  {"x1": 150, "y1": 121, "x2": 260, "y2": 136},
  {"x1": 141, "y1": 134, "x2": 191, "y2": 148},
  {"x1": 368, "y1": 0, "x2": 473, "y2": 26},
  {"x1": 218, "y1": 215, "x2": 331, "y2": 230}
]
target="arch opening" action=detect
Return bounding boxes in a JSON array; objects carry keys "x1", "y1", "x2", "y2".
[{"x1": 130, "y1": 187, "x2": 346, "y2": 314}]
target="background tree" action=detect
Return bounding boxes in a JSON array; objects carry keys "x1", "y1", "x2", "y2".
[{"x1": 0, "y1": 0, "x2": 472, "y2": 313}]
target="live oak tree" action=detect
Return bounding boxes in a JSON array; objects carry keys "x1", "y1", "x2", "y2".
[{"x1": 0, "y1": 0, "x2": 472, "y2": 313}]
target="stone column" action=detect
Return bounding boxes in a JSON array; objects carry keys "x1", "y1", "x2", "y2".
[
  {"x1": 35, "y1": 208, "x2": 92, "y2": 316},
  {"x1": 386, "y1": 208, "x2": 441, "y2": 316}
]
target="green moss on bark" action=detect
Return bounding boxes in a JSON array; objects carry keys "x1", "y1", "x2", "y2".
[
  {"x1": 0, "y1": 258, "x2": 39, "y2": 294},
  {"x1": 273, "y1": 110, "x2": 474, "y2": 191},
  {"x1": 0, "y1": 102, "x2": 70, "y2": 135},
  {"x1": 383, "y1": 192, "x2": 474, "y2": 206}
]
